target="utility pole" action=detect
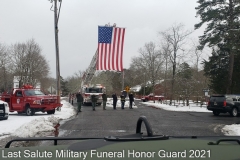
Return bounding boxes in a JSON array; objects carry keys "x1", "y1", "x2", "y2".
[
  {"x1": 144, "y1": 73, "x2": 146, "y2": 96},
  {"x1": 53, "y1": 0, "x2": 62, "y2": 103},
  {"x1": 121, "y1": 69, "x2": 124, "y2": 91}
]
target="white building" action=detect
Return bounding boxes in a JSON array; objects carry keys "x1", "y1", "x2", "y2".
[{"x1": 13, "y1": 76, "x2": 41, "y2": 89}]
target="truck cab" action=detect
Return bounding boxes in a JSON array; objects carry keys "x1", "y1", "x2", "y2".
[{"x1": 0, "y1": 84, "x2": 62, "y2": 116}]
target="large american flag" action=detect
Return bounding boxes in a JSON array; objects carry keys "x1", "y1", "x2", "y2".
[{"x1": 97, "y1": 26, "x2": 125, "y2": 71}]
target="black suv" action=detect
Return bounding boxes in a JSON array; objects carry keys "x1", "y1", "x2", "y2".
[{"x1": 207, "y1": 94, "x2": 240, "y2": 117}]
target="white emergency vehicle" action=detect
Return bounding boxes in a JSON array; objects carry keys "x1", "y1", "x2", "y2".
[{"x1": 0, "y1": 99, "x2": 9, "y2": 120}]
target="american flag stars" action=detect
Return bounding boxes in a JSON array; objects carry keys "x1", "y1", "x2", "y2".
[
  {"x1": 97, "y1": 26, "x2": 125, "y2": 71},
  {"x1": 98, "y1": 27, "x2": 113, "y2": 43}
]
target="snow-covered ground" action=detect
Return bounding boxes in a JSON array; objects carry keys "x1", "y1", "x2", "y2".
[
  {"x1": 106, "y1": 98, "x2": 138, "y2": 109},
  {"x1": 0, "y1": 98, "x2": 239, "y2": 141},
  {"x1": 0, "y1": 99, "x2": 76, "y2": 139}
]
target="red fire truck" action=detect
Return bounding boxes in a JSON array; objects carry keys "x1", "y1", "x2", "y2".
[
  {"x1": 141, "y1": 94, "x2": 164, "y2": 102},
  {"x1": 0, "y1": 84, "x2": 62, "y2": 116},
  {"x1": 82, "y1": 84, "x2": 105, "y2": 105}
]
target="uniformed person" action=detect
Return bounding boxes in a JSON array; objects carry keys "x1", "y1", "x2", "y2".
[
  {"x1": 76, "y1": 92, "x2": 83, "y2": 112},
  {"x1": 120, "y1": 94, "x2": 125, "y2": 109},
  {"x1": 102, "y1": 93, "x2": 107, "y2": 110},
  {"x1": 91, "y1": 94, "x2": 97, "y2": 111},
  {"x1": 129, "y1": 93, "x2": 134, "y2": 109},
  {"x1": 112, "y1": 93, "x2": 117, "y2": 109}
]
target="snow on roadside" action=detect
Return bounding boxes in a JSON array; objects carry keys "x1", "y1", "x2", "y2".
[
  {"x1": 222, "y1": 124, "x2": 240, "y2": 136},
  {"x1": 0, "y1": 99, "x2": 76, "y2": 139},
  {"x1": 142, "y1": 101, "x2": 211, "y2": 112},
  {"x1": 12, "y1": 116, "x2": 59, "y2": 137},
  {"x1": 106, "y1": 98, "x2": 138, "y2": 108}
]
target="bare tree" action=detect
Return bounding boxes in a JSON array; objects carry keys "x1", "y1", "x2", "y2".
[
  {"x1": 189, "y1": 40, "x2": 203, "y2": 72},
  {"x1": 131, "y1": 42, "x2": 164, "y2": 96},
  {"x1": 91, "y1": 71, "x2": 122, "y2": 95},
  {"x1": 159, "y1": 23, "x2": 192, "y2": 103},
  {"x1": 66, "y1": 70, "x2": 83, "y2": 93},
  {"x1": 10, "y1": 39, "x2": 50, "y2": 87},
  {"x1": 0, "y1": 43, "x2": 12, "y2": 91},
  {"x1": 160, "y1": 40, "x2": 173, "y2": 98}
]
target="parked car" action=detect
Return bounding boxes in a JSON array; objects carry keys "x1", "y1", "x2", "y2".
[
  {"x1": 207, "y1": 94, "x2": 240, "y2": 117},
  {"x1": 141, "y1": 94, "x2": 164, "y2": 102},
  {"x1": 0, "y1": 100, "x2": 9, "y2": 120}
]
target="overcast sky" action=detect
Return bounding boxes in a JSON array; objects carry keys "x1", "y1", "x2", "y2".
[{"x1": 0, "y1": 0, "x2": 206, "y2": 78}]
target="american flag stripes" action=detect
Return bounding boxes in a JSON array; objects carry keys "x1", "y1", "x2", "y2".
[{"x1": 97, "y1": 26, "x2": 125, "y2": 71}]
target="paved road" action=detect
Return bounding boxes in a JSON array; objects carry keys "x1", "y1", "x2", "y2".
[{"x1": 58, "y1": 99, "x2": 240, "y2": 141}]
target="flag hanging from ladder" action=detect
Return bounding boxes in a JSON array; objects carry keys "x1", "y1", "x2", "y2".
[{"x1": 97, "y1": 26, "x2": 125, "y2": 71}]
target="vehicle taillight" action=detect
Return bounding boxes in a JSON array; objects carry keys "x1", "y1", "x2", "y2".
[
  {"x1": 223, "y1": 101, "x2": 226, "y2": 107},
  {"x1": 208, "y1": 101, "x2": 210, "y2": 106}
]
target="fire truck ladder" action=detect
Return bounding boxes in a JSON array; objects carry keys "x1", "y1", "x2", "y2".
[{"x1": 81, "y1": 49, "x2": 98, "y2": 88}]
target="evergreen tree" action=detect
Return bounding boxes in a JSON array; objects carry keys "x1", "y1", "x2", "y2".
[
  {"x1": 195, "y1": 0, "x2": 240, "y2": 93},
  {"x1": 177, "y1": 62, "x2": 192, "y2": 80},
  {"x1": 60, "y1": 76, "x2": 69, "y2": 96},
  {"x1": 203, "y1": 48, "x2": 229, "y2": 93},
  {"x1": 175, "y1": 63, "x2": 193, "y2": 98},
  {"x1": 203, "y1": 47, "x2": 240, "y2": 93}
]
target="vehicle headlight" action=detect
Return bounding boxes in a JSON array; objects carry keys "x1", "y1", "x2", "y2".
[
  {"x1": 4, "y1": 103, "x2": 8, "y2": 108},
  {"x1": 33, "y1": 100, "x2": 41, "y2": 104}
]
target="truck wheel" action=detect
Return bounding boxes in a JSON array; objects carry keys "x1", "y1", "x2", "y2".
[
  {"x1": 47, "y1": 110, "x2": 52, "y2": 114},
  {"x1": 230, "y1": 107, "x2": 238, "y2": 117},
  {"x1": 47, "y1": 109, "x2": 55, "y2": 114},
  {"x1": 32, "y1": 109, "x2": 36, "y2": 115},
  {"x1": 25, "y1": 105, "x2": 33, "y2": 116},
  {"x1": 213, "y1": 111, "x2": 220, "y2": 116}
]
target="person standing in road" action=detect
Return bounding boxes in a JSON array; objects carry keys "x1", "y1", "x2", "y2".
[
  {"x1": 102, "y1": 93, "x2": 107, "y2": 110},
  {"x1": 129, "y1": 93, "x2": 134, "y2": 109},
  {"x1": 120, "y1": 94, "x2": 125, "y2": 109},
  {"x1": 76, "y1": 92, "x2": 83, "y2": 112},
  {"x1": 91, "y1": 94, "x2": 97, "y2": 111},
  {"x1": 71, "y1": 93, "x2": 75, "y2": 105},
  {"x1": 112, "y1": 93, "x2": 117, "y2": 109},
  {"x1": 69, "y1": 93, "x2": 71, "y2": 103}
]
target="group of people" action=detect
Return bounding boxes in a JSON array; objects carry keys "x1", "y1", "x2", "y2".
[
  {"x1": 112, "y1": 92, "x2": 134, "y2": 109},
  {"x1": 73, "y1": 91, "x2": 135, "y2": 113},
  {"x1": 74, "y1": 92, "x2": 108, "y2": 112}
]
